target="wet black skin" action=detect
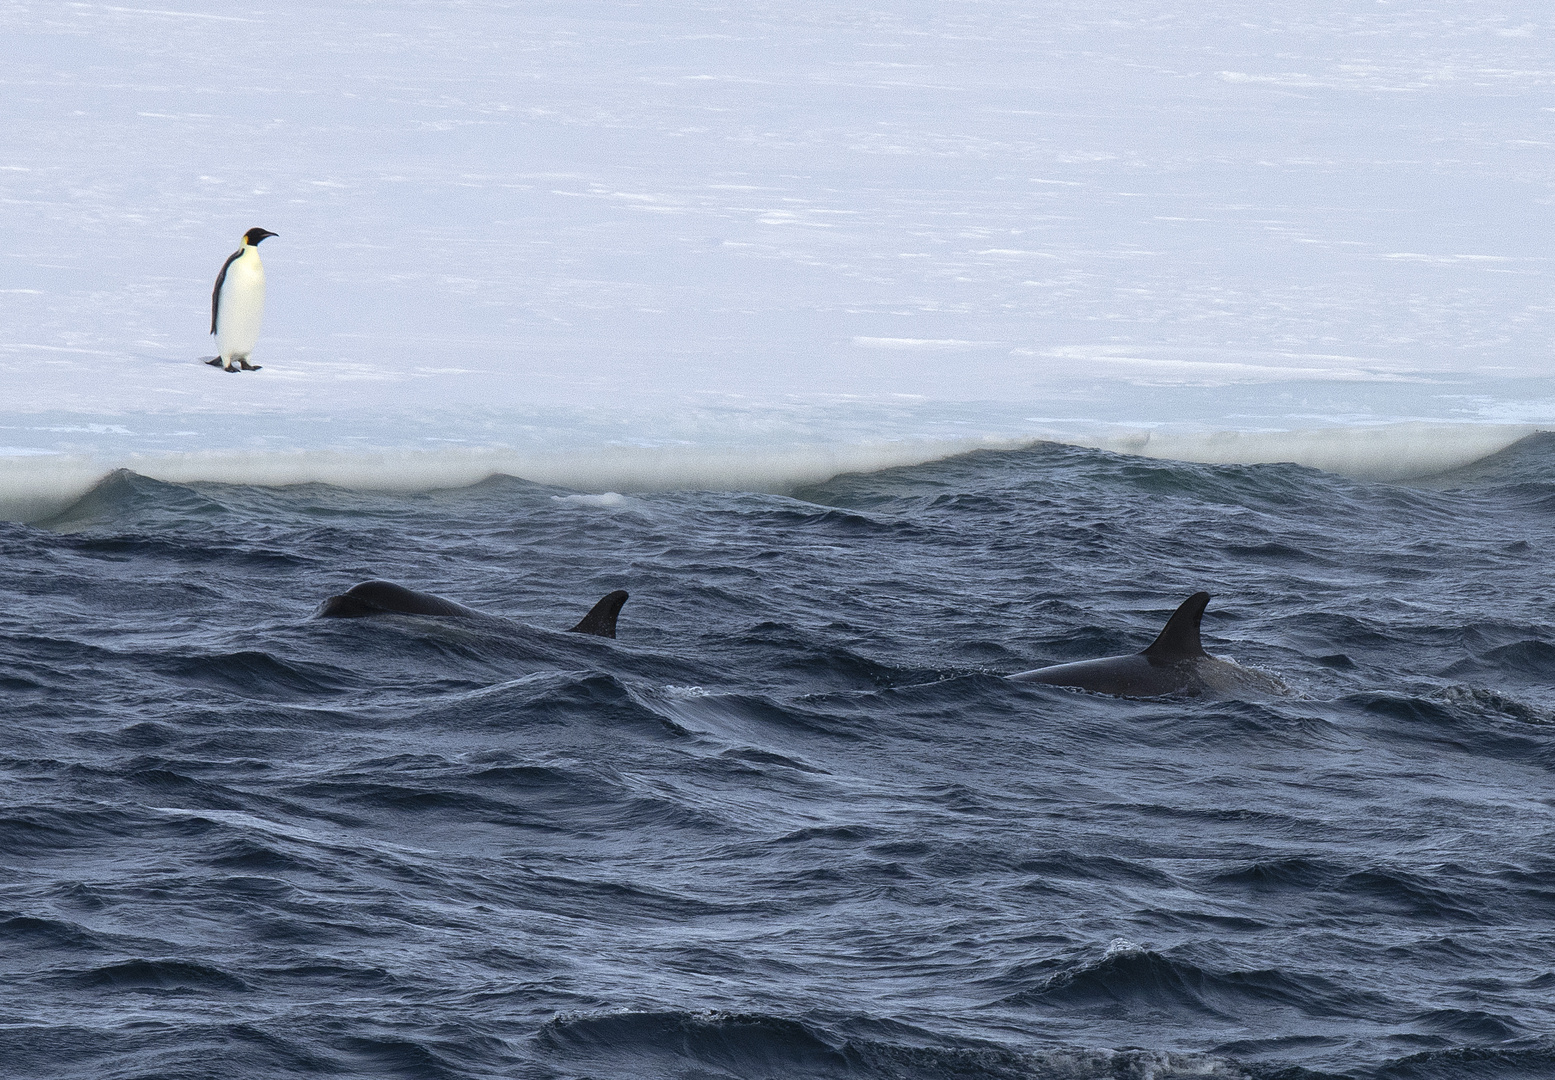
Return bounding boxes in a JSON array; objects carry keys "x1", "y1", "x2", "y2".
[
  {"x1": 1009, "y1": 592, "x2": 1212, "y2": 697},
  {"x1": 318, "y1": 581, "x2": 629, "y2": 638}
]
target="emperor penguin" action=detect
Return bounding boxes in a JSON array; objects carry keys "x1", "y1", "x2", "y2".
[{"x1": 207, "y1": 227, "x2": 277, "y2": 372}]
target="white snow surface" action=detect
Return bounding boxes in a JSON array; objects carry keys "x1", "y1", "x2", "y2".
[{"x1": 2, "y1": 0, "x2": 1553, "y2": 516}]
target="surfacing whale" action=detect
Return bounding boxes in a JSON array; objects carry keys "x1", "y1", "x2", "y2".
[
  {"x1": 318, "y1": 580, "x2": 629, "y2": 638},
  {"x1": 1010, "y1": 592, "x2": 1281, "y2": 698}
]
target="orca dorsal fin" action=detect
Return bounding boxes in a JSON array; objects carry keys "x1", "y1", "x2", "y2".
[
  {"x1": 568, "y1": 590, "x2": 628, "y2": 638},
  {"x1": 1141, "y1": 592, "x2": 1211, "y2": 662}
]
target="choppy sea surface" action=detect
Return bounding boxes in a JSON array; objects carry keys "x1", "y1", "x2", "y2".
[{"x1": 3, "y1": 435, "x2": 1554, "y2": 1080}]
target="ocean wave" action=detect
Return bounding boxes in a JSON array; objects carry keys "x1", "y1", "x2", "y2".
[
  {"x1": 1071, "y1": 423, "x2": 1538, "y2": 483},
  {"x1": 1, "y1": 422, "x2": 1542, "y2": 523},
  {"x1": 56, "y1": 958, "x2": 253, "y2": 994},
  {"x1": 6, "y1": 406, "x2": 1554, "y2": 1079},
  {"x1": 2, "y1": 438, "x2": 1024, "y2": 524},
  {"x1": 1001, "y1": 941, "x2": 1390, "y2": 1022},
  {"x1": 535, "y1": 1008, "x2": 1250, "y2": 1079},
  {"x1": 1376, "y1": 1039, "x2": 1555, "y2": 1080}
]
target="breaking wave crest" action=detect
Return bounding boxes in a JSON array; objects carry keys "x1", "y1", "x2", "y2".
[{"x1": 0, "y1": 421, "x2": 1539, "y2": 523}]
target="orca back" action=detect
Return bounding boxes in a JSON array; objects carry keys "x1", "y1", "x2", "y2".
[
  {"x1": 317, "y1": 580, "x2": 628, "y2": 636},
  {"x1": 318, "y1": 580, "x2": 475, "y2": 619}
]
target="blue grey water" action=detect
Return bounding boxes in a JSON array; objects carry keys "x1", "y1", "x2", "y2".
[{"x1": 3, "y1": 437, "x2": 1553, "y2": 1079}]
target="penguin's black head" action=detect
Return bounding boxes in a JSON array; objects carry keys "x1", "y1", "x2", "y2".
[{"x1": 243, "y1": 227, "x2": 278, "y2": 246}]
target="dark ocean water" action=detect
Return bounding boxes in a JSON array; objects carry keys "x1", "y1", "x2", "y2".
[{"x1": 3, "y1": 436, "x2": 1554, "y2": 1080}]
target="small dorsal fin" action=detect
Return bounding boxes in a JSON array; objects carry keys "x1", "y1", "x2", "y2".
[
  {"x1": 1141, "y1": 592, "x2": 1211, "y2": 662},
  {"x1": 568, "y1": 590, "x2": 628, "y2": 638}
]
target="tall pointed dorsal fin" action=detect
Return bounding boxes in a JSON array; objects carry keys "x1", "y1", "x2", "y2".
[
  {"x1": 568, "y1": 590, "x2": 628, "y2": 638},
  {"x1": 1141, "y1": 592, "x2": 1211, "y2": 662}
]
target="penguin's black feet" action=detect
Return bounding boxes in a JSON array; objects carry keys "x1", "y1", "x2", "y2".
[
  {"x1": 237, "y1": 359, "x2": 260, "y2": 371},
  {"x1": 205, "y1": 357, "x2": 223, "y2": 367},
  {"x1": 224, "y1": 364, "x2": 241, "y2": 373}
]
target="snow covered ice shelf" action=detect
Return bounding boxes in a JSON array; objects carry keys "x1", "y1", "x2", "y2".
[{"x1": 1, "y1": 0, "x2": 1553, "y2": 515}]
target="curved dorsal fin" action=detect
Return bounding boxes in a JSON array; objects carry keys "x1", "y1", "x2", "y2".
[
  {"x1": 568, "y1": 590, "x2": 628, "y2": 638},
  {"x1": 1141, "y1": 592, "x2": 1211, "y2": 662}
]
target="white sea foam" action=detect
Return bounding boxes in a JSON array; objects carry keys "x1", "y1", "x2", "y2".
[{"x1": 1102, "y1": 937, "x2": 1146, "y2": 959}]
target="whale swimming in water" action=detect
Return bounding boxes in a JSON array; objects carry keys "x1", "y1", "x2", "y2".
[
  {"x1": 1010, "y1": 592, "x2": 1283, "y2": 698},
  {"x1": 318, "y1": 580, "x2": 629, "y2": 638}
]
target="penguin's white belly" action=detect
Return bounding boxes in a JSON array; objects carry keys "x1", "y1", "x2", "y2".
[{"x1": 217, "y1": 255, "x2": 266, "y2": 361}]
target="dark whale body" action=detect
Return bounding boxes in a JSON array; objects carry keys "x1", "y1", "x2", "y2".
[
  {"x1": 318, "y1": 580, "x2": 629, "y2": 638},
  {"x1": 1010, "y1": 592, "x2": 1215, "y2": 698}
]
